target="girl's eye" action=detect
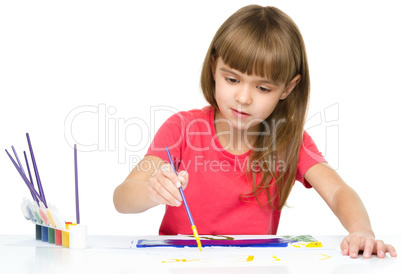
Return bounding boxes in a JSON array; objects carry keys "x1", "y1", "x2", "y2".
[
  {"x1": 257, "y1": 86, "x2": 271, "y2": 93},
  {"x1": 225, "y1": 77, "x2": 239, "y2": 84}
]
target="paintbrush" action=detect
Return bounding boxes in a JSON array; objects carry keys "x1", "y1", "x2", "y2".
[
  {"x1": 165, "y1": 147, "x2": 202, "y2": 251},
  {"x1": 74, "y1": 144, "x2": 80, "y2": 224}
]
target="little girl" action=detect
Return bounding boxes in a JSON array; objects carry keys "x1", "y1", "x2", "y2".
[{"x1": 114, "y1": 5, "x2": 396, "y2": 258}]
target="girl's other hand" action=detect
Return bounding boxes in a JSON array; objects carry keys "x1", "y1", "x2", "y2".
[
  {"x1": 341, "y1": 232, "x2": 397, "y2": 259},
  {"x1": 147, "y1": 163, "x2": 189, "y2": 207}
]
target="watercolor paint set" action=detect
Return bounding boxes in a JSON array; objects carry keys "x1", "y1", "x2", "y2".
[{"x1": 6, "y1": 133, "x2": 87, "y2": 249}]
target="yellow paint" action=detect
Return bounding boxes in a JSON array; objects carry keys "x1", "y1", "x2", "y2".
[
  {"x1": 306, "y1": 242, "x2": 323, "y2": 248},
  {"x1": 246, "y1": 255, "x2": 254, "y2": 262},
  {"x1": 191, "y1": 225, "x2": 202, "y2": 251},
  {"x1": 61, "y1": 223, "x2": 76, "y2": 248},
  {"x1": 162, "y1": 258, "x2": 200, "y2": 263},
  {"x1": 198, "y1": 235, "x2": 235, "y2": 241},
  {"x1": 272, "y1": 255, "x2": 280, "y2": 261},
  {"x1": 292, "y1": 245, "x2": 301, "y2": 248},
  {"x1": 62, "y1": 230, "x2": 69, "y2": 247},
  {"x1": 318, "y1": 254, "x2": 332, "y2": 260},
  {"x1": 45, "y1": 210, "x2": 57, "y2": 227}
]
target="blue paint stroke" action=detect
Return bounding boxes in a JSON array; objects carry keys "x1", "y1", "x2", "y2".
[{"x1": 137, "y1": 238, "x2": 295, "y2": 248}]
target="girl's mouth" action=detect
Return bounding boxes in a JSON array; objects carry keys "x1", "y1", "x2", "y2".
[{"x1": 231, "y1": 108, "x2": 250, "y2": 118}]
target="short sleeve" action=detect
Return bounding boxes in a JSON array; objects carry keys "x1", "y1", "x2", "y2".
[
  {"x1": 145, "y1": 112, "x2": 186, "y2": 168},
  {"x1": 296, "y1": 131, "x2": 327, "y2": 188}
]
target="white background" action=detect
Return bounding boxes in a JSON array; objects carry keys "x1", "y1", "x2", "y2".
[{"x1": 1, "y1": 0, "x2": 401, "y2": 238}]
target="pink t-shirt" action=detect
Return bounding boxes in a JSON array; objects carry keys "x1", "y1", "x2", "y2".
[{"x1": 146, "y1": 106, "x2": 326, "y2": 235}]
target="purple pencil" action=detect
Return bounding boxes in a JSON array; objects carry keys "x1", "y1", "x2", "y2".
[
  {"x1": 74, "y1": 144, "x2": 80, "y2": 224},
  {"x1": 26, "y1": 133, "x2": 47, "y2": 208}
]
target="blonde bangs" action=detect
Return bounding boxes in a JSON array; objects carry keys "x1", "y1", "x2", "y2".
[{"x1": 213, "y1": 8, "x2": 298, "y2": 85}]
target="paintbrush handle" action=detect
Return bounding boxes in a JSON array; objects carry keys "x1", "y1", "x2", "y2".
[
  {"x1": 74, "y1": 144, "x2": 80, "y2": 224},
  {"x1": 165, "y1": 147, "x2": 202, "y2": 250},
  {"x1": 5, "y1": 149, "x2": 43, "y2": 203},
  {"x1": 165, "y1": 147, "x2": 195, "y2": 226},
  {"x1": 179, "y1": 187, "x2": 195, "y2": 226},
  {"x1": 26, "y1": 133, "x2": 47, "y2": 207},
  {"x1": 23, "y1": 151, "x2": 39, "y2": 204}
]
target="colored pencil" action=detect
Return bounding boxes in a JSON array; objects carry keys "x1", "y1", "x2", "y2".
[{"x1": 165, "y1": 147, "x2": 202, "y2": 251}]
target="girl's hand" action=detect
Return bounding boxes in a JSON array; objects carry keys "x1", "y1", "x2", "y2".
[
  {"x1": 341, "y1": 232, "x2": 397, "y2": 258},
  {"x1": 147, "y1": 163, "x2": 189, "y2": 207}
]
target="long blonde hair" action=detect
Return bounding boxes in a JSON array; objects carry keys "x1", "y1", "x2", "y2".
[{"x1": 200, "y1": 5, "x2": 310, "y2": 210}]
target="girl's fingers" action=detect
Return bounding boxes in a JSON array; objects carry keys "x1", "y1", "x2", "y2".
[
  {"x1": 147, "y1": 185, "x2": 171, "y2": 206},
  {"x1": 148, "y1": 175, "x2": 182, "y2": 206},
  {"x1": 348, "y1": 237, "x2": 361, "y2": 258},
  {"x1": 341, "y1": 234, "x2": 397, "y2": 258},
  {"x1": 375, "y1": 240, "x2": 386, "y2": 258},
  {"x1": 362, "y1": 238, "x2": 375, "y2": 258},
  {"x1": 161, "y1": 164, "x2": 183, "y2": 189},
  {"x1": 385, "y1": 244, "x2": 397, "y2": 257},
  {"x1": 147, "y1": 164, "x2": 189, "y2": 207},
  {"x1": 178, "y1": 170, "x2": 189, "y2": 189},
  {"x1": 340, "y1": 237, "x2": 350, "y2": 256}
]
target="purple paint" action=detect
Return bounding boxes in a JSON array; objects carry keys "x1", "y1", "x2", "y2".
[{"x1": 137, "y1": 238, "x2": 295, "y2": 248}]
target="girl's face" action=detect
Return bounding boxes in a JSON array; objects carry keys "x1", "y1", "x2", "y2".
[{"x1": 213, "y1": 57, "x2": 300, "y2": 133}]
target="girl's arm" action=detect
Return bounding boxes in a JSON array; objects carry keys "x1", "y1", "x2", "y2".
[
  {"x1": 304, "y1": 162, "x2": 397, "y2": 258},
  {"x1": 113, "y1": 155, "x2": 188, "y2": 213}
]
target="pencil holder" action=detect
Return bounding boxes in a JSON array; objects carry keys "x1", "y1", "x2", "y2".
[{"x1": 69, "y1": 224, "x2": 87, "y2": 249}]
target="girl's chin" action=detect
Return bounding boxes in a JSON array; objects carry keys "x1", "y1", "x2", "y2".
[{"x1": 227, "y1": 119, "x2": 260, "y2": 132}]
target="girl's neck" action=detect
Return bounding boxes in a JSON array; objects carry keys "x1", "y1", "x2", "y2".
[{"x1": 214, "y1": 110, "x2": 258, "y2": 155}]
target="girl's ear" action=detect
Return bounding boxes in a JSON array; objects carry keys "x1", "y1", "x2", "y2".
[{"x1": 280, "y1": 74, "x2": 301, "y2": 100}]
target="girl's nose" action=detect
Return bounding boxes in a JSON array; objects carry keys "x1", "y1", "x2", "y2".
[{"x1": 235, "y1": 86, "x2": 252, "y2": 105}]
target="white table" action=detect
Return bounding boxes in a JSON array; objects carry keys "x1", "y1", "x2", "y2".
[{"x1": 0, "y1": 235, "x2": 400, "y2": 274}]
